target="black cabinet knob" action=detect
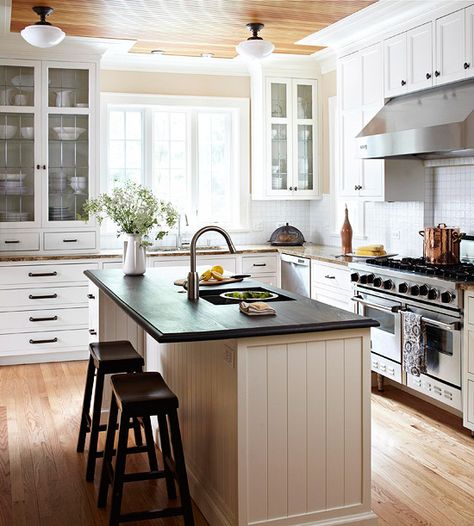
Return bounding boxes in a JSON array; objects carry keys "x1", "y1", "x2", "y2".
[
  {"x1": 401, "y1": 79, "x2": 406, "y2": 86},
  {"x1": 36, "y1": 164, "x2": 40, "y2": 169},
  {"x1": 42, "y1": 164, "x2": 46, "y2": 170},
  {"x1": 464, "y1": 62, "x2": 471, "y2": 69},
  {"x1": 294, "y1": 186, "x2": 298, "y2": 191},
  {"x1": 435, "y1": 70, "x2": 440, "y2": 77},
  {"x1": 398, "y1": 282, "x2": 408, "y2": 294},
  {"x1": 426, "y1": 73, "x2": 432, "y2": 79},
  {"x1": 289, "y1": 186, "x2": 293, "y2": 191}
]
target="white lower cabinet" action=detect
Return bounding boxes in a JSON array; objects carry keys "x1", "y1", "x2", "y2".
[
  {"x1": 463, "y1": 290, "x2": 474, "y2": 431},
  {"x1": 0, "y1": 260, "x2": 99, "y2": 364},
  {"x1": 311, "y1": 261, "x2": 353, "y2": 312}
]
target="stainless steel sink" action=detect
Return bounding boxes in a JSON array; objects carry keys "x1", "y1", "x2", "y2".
[{"x1": 148, "y1": 245, "x2": 226, "y2": 253}]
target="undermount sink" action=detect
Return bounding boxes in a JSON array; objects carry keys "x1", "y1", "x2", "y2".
[
  {"x1": 148, "y1": 245, "x2": 226, "y2": 252},
  {"x1": 199, "y1": 287, "x2": 295, "y2": 306}
]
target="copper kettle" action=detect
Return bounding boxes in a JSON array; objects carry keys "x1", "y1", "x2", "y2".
[{"x1": 419, "y1": 223, "x2": 465, "y2": 265}]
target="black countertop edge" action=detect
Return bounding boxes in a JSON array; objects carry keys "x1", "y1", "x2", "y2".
[{"x1": 85, "y1": 270, "x2": 378, "y2": 343}]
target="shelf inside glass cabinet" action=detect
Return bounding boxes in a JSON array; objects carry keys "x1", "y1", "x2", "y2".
[
  {"x1": 48, "y1": 68, "x2": 89, "y2": 109},
  {"x1": 0, "y1": 65, "x2": 35, "y2": 108}
]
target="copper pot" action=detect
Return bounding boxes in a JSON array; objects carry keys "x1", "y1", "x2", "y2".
[{"x1": 419, "y1": 223, "x2": 465, "y2": 265}]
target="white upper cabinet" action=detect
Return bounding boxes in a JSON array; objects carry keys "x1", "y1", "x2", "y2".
[
  {"x1": 361, "y1": 43, "x2": 383, "y2": 106},
  {"x1": 339, "y1": 52, "x2": 361, "y2": 111},
  {"x1": 407, "y1": 22, "x2": 433, "y2": 91},
  {"x1": 339, "y1": 109, "x2": 362, "y2": 197},
  {"x1": 435, "y1": 9, "x2": 466, "y2": 85},
  {"x1": 384, "y1": 32, "x2": 407, "y2": 97},
  {"x1": 465, "y1": 5, "x2": 474, "y2": 78}
]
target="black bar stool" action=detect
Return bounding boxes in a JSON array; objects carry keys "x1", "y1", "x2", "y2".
[
  {"x1": 98, "y1": 372, "x2": 194, "y2": 526},
  {"x1": 77, "y1": 340, "x2": 145, "y2": 482}
]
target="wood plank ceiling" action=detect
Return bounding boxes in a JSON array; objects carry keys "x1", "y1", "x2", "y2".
[{"x1": 10, "y1": 0, "x2": 377, "y2": 59}]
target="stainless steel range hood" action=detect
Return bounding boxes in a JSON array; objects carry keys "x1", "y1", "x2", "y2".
[{"x1": 357, "y1": 79, "x2": 474, "y2": 159}]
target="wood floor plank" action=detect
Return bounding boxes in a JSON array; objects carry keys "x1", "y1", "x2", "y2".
[{"x1": 0, "y1": 361, "x2": 473, "y2": 526}]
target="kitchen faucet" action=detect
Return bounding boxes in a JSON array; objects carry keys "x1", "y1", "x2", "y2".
[
  {"x1": 187, "y1": 225, "x2": 236, "y2": 301},
  {"x1": 176, "y1": 213, "x2": 189, "y2": 249}
]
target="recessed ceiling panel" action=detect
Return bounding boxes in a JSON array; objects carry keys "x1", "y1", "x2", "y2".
[{"x1": 10, "y1": 0, "x2": 377, "y2": 58}]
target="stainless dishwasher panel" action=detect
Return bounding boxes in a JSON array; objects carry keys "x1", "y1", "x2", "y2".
[{"x1": 280, "y1": 253, "x2": 311, "y2": 297}]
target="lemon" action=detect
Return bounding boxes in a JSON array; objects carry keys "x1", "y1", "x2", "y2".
[
  {"x1": 211, "y1": 270, "x2": 225, "y2": 281},
  {"x1": 211, "y1": 265, "x2": 224, "y2": 276},
  {"x1": 200, "y1": 269, "x2": 212, "y2": 281}
]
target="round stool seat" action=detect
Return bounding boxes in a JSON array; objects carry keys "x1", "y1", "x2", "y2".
[{"x1": 111, "y1": 372, "x2": 179, "y2": 414}]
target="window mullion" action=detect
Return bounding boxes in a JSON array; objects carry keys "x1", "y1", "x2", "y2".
[
  {"x1": 190, "y1": 109, "x2": 198, "y2": 221},
  {"x1": 144, "y1": 107, "x2": 152, "y2": 187}
]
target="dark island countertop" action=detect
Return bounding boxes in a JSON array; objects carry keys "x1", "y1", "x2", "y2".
[{"x1": 85, "y1": 268, "x2": 378, "y2": 343}]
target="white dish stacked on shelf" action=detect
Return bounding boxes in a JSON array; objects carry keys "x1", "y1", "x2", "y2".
[
  {"x1": 53, "y1": 126, "x2": 86, "y2": 141},
  {"x1": 49, "y1": 206, "x2": 75, "y2": 221},
  {"x1": 0, "y1": 173, "x2": 29, "y2": 195},
  {"x1": 49, "y1": 171, "x2": 68, "y2": 192},
  {"x1": 0, "y1": 211, "x2": 31, "y2": 222},
  {"x1": 0, "y1": 125, "x2": 17, "y2": 139},
  {"x1": 69, "y1": 176, "x2": 87, "y2": 194},
  {"x1": 20, "y1": 127, "x2": 34, "y2": 139}
]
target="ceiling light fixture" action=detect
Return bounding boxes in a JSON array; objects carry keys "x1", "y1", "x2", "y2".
[
  {"x1": 150, "y1": 49, "x2": 165, "y2": 55},
  {"x1": 236, "y1": 23, "x2": 274, "y2": 60},
  {"x1": 21, "y1": 6, "x2": 65, "y2": 48}
]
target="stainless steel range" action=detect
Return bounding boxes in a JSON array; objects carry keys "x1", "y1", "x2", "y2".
[{"x1": 349, "y1": 256, "x2": 472, "y2": 410}]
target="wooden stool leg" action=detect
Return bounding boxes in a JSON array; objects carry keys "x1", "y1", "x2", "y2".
[
  {"x1": 168, "y1": 410, "x2": 194, "y2": 526},
  {"x1": 109, "y1": 411, "x2": 130, "y2": 526},
  {"x1": 86, "y1": 369, "x2": 105, "y2": 482},
  {"x1": 157, "y1": 413, "x2": 177, "y2": 499},
  {"x1": 98, "y1": 394, "x2": 119, "y2": 508},
  {"x1": 131, "y1": 417, "x2": 143, "y2": 446},
  {"x1": 76, "y1": 356, "x2": 95, "y2": 453},
  {"x1": 142, "y1": 416, "x2": 159, "y2": 472}
]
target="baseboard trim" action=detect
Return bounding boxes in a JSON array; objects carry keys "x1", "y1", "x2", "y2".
[{"x1": 0, "y1": 350, "x2": 89, "y2": 366}]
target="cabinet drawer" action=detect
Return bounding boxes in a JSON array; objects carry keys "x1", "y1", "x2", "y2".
[
  {"x1": 0, "y1": 262, "x2": 98, "y2": 286},
  {"x1": 312, "y1": 286, "x2": 353, "y2": 312},
  {"x1": 0, "y1": 307, "x2": 88, "y2": 333},
  {"x1": 44, "y1": 231, "x2": 96, "y2": 251},
  {"x1": 0, "y1": 329, "x2": 89, "y2": 358},
  {"x1": 0, "y1": 286, "x2": 88, "y2": 310},
  {"x1": 371, "y1": 353, "x2": 402, "y2": 382},
  {"x1": 312, "y1": 261, "x2": 351, "y2": 292},
  {"x1": 0, "y1": 232, "x2": 40, "y2": 252},
  {"x1": 152, "y1": 256, "x2": 237, "y2": 274},
  {"x1": 466, "y1": 380, "x2": 474, "y2": 427},
  {"x1": 242, "y1": 255, "x2": 278, "y2": 275},
  {"x1": 468, "y1": 329, "x2": 474, "y2": 375},
  {"x1": 467, "y1": 295, "x2": 474, "y2": 326},
  {"x1": 407, "y1": 373, "x2": 461, "y2": 411}
]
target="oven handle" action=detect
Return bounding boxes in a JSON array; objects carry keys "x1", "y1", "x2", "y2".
[
  {"x1": 351, "y1": 296, "x2": 401, "y2": 314},
  {"x1": 401, "y1": 310, "x2": 461, "y2": 331}
]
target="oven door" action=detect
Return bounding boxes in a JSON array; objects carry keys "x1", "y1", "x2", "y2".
[
  {"x1": 405, "y1": 304, "x2": 461, "y2": 387},
  {"x1": 352, "y1": 290, "x2": 402, "y2": 363}
]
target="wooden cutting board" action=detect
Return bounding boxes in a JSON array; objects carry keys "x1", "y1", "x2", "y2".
[{"x1": 174, "y1": 277, "x2": 244, "y2": 287}]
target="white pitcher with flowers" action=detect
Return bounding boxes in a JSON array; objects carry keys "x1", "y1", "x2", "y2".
[{"x1": 83, "y1": 181, "x2": 178, "y2": 275}]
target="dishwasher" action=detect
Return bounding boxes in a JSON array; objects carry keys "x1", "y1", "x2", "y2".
[{"x1": 280, "y1": 253, "x2": 311, "y2": 297}]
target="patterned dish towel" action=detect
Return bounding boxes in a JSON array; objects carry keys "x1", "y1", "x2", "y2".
[
  {"x1": 401, "y1": 310, "x2": 427, "y2": 377},
  {"x1": 239, "y1": 301, "x2": 276, "y2": 316}
]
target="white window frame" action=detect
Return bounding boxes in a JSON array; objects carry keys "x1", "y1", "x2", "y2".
[{"x1": 101, "y1": 93, "x2": 250, "y2": 247}]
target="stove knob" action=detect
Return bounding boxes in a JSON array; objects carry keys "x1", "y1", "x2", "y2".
[
  {"x1": 350, "y1": 272, "x2": 359, "y2": 283},
  {"x1": 441, "y1": 291, "x2": 455, "y2": 304},
  {"x1": 373, "y1": 277, "x2": 383, "y2": 288},
  {"x1": 427, "y1": 288, "x2": 439, "y2": 300},
  {"x1": 410, "y1": 285, "x2": 420, "y2": 296},
  {"x1": 398, "y1": 282, "x2": 408, "y2": 293},
  {"x1": 383, "y1": 279, "x2": 394, "y2": 290},
  {"x1": 359, "y1": 274, "x2": 370, "y2": 284},
  {"x1": 367, "y1": 274, "x2": 375, "y2": 284},
  {"x1": 419, "y1": 284, "x2": 429, "y2": 296}
]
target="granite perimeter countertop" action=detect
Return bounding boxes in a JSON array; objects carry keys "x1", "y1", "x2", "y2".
[
  {"x1": 0, "y1": 244, "x2": 351, "y2": 265},
  {"x1": 85, "y1": 268, "x2": 378, "y2": 343}
]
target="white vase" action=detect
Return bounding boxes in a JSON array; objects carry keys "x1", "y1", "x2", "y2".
[{"x1": 123, "y1": 234, "x2": 146, "y2": 276}]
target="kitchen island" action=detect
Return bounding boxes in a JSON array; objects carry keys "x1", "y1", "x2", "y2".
[{"x1": 85, "y1": 268, "x2": 379, "y2": 526}]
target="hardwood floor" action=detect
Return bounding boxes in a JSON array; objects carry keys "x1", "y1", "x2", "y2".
[{"x1": 0, "y1": 361, "x2": 472, "y2": 526}]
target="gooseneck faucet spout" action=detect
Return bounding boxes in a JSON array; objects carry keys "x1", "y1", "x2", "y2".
[{"x1": 187, "y1": 226, "x2": 236, "y2": 301}]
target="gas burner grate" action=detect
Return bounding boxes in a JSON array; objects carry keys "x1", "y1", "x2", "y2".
[{"x1": 365, "y1": 257, "x2": 474, "y2": 282}]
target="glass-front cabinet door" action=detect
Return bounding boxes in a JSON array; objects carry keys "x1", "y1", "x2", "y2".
[
  {"x1": 266, "y1": 77, "x2": 317, "y2": 198},
  {"x1": 267, "y1": 79, "x2": 292, "y2": 195},
  {"x1": 0, "y1": 61, "x2": 40, "y2": 227},
  {"x1": 293, "y1": 79, "x2": 317, "y2": 196},
  {"x1": 44, "y1": 62, "x2": 94, "y2": 226}
]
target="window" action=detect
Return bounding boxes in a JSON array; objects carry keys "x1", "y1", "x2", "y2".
[{"x1": 102, "y1": 94, "x2": 249, "y2": 243}]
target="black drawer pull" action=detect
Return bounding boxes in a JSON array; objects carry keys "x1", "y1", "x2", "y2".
[
  {"x1": 29, "y1": 315, "x2": 58, "y2": 322},
  {"x1": 29, "y1": 337, "x2": 58, "y2": 345},
  {"x1": 325, "y1": 275, "x2": 336, "y2": 279},
  {"x1": 4, "y1": 240, "x2": 20, "y2": 244},
  {"x1": 63, "y1": 239, "x2": 78, "y2": 243},
  {"x1": 253, "y1": 263, "x2": 267, "y2": 267},
  {"x1": 426, "y1": 72, "x2": 432, "y2": 79},
  {"x1": 29, "y1": 293, "x2": 58, "y2": 300},
  {"x1": 89, "y1": 329, "x2": 97, "y2": 335},
  {"x1": 87, "y1": 293, "x2": 95, "y2": 299},
  {"x1": 435, "y1": 70, "x2": 440, "y2": 77},
  {"x1": 28, "y1": 271, "x2": 58, "y2": 277}
]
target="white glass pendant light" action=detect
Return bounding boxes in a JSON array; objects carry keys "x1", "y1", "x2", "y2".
[
  {"x1": 21, "y1": 6, "x2": 65, "y2": 48},
  {"x1": 236, "y1": 23, "x2": 274, "y2": 60}
]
